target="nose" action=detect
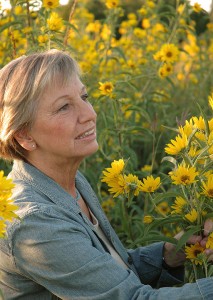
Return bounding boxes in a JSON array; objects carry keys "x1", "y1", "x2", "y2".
[{"x1": 78, "y1": 100, "x2": 97, "y2": 124}]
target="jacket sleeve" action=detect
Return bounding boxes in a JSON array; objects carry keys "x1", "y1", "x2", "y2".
[
  {"x1": 11, "y1": 209, "x2": 213, "y2": 300},
  {"x1": 128, "y1": 242, "x2": 184, "y2": 288}
]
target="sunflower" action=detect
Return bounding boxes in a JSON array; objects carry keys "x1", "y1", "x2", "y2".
[
  {"x1": 202, "y1": 174, "x2": 213, "y2": 198},
  {"x1": 208, "y1": 92, "x2": 213, "y2": 111},
  {"x1": 178, "y1": 120, "x2": 193, "y2": 137},
  {"x1": 158, "y1": 63, "x2": 173, "y2": 78},
  {"x1": 193, "y1": 3, "x2": 202, "y2": 13},
  {"x1": 188, "y1": 145, "x2": 200, "y2": 158},
  {"x1": 43, "y1": 0, "x2": 59, "y2": 9},
  {"x1": 165, "y1": 133, "x2": 188, "y2": 155},
  {"x1": 123, "y1": 174, "x2": 143, "y2": 196},
  {"x1": 185, "y1": 242, "x2": 205, "y2": 265},
  {"x1": 185, "y1": 208, "x2": 198, "y2": 223},
  {"x1": 159, "y1": 43, "x2": 179, "y2": 63},
  {"x1": 107, "y1": 174, "x2": 126, "y2": 197},
  {"x1": 0, "y1": 171, "x2": 15, "y2": 195},
  {"x1": 155, "y1": 201, "x2": 170, "y2": 215},
  {"x1": 171, "y1": 196, "x2": 187, "y2": 214},
  {"x1": 143, "y1": 215, "x2": 154, "y2": 224},
  {"x1": 101, "y1": 159, "x2": 125, "y2": 185},
  {"x1": 107, "y1": 173, "x2": 143, "y2": 198},
  {"x1": 140, "y1": 175, "x2": 161, "y2": 193},
  {"x1": 0, "y1": 195, "x2": 18, "y2": 221},
  {"x1": 47, "y1": 12, "x2": 63, "y2": 31},
  {"x1": 106, "y1": 0, "x2": 119, "y2": 9},
  {"x1": 99, "y1": 82, "x2": 114, "y2": 97},
  {"x1": 0, "y1": 220, "x2": 6, "y2": 238},
  {"x1": 206, "y1": 232, "x2": 213, "y2": 249},
  {"x1": 191, "y1": 116, "x2": 206, "y2": 141},
  {"x1": 169, "y1": 164, "x2": 199, "y2": 185}
]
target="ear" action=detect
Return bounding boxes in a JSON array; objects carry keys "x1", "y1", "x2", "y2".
[{"x1": 14, "y1": 129, "x2": 36, "y2": 151}]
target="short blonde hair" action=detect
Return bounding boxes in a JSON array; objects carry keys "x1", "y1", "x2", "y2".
[{"x1": 0, "y1": 49, "x2": 79, "y2": 161}]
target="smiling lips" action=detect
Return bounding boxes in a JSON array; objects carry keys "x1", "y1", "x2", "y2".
[{"x1": 76, "y1": 128, "x2": 96, "y2": 140}]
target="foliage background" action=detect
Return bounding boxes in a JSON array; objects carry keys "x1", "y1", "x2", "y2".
[{"x1": 0, "y1": 0, "x2": 213, "y2": 252}]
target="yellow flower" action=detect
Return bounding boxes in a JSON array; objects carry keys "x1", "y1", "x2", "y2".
[
  {"x1": 202, "y1": 174, "x2": 213, "y2": 198},
  {"x1": 185, "y1": 242, "x2": 205, "y2": 265},
  {"x1": 101, "y1": 159, "x2": 125, "y2": 185},
  {"x1": 140, "y1": 175, "x2": 161, "y2": 193},
  {"x1": 165, "y1": 134, "x2": 188, "y2": 155},
  {"x1": 208, "y1": 92, "x2": 213, "y2": 111},
  {"x1": 171, "y1": 196, "x2": 187, "y2": 214},
  {"x1": 206, "y1": 232, "x2": 213, "y2": 249},
  {"x1": 47, "y1": 12, "x2": 63, "y2": 31},
  {"x1": 143, "y1": 215, "x2": 154, "y2": 224},
  {"x1": 158, "y1": 63, "x2": 173, "y2": 78},
  {"x1": 99, "y1": 82, "x2": 114, "y2": 97},
  {"x1": 107, "y1": 174, "x2": 142, "y2": 198},
  {"x1": 177, "y1": 4, "x2": 185, "y2": 14},
  {"x1": 0, "y1": 195, "x2": 18, "y2": 221},
  {"x1": 179, "y1": 120, "x2": 193, "y2": 137},
  {"x1": 141, "y1": 164, "x2": 152, "y2": 172},
  {"x1": 138, "y1": 8, "x2": 147, "y2": 15},
  {"x1": 147, "y1": 1, "x2": 155, "y2": 8},
  {"x1": 101, "y1": 198, "x2": 115, "y2": 214},
  {"x1": 124, "y1": 174, "x2": 143, "y2": 196},
  {"x1": 142, "y1": 18, "x2": 150, "y2": 29},
  {"x1": 107, "y1": 174, "x2": 125, "y2": 197},
  {"x1": 169, "y1": 164, "x2": 199, "y2": 185},
  {"x1": 188, "y1": 145, "x2": 200, "y2": 158},
  {"x1": 106, "y1": 0, "x2": 119, "y2": 9},
  {"x1": 43, "y1": 0, "x2": 59, "y2": 9},
  {"x1": 0, "y1": 171, "x2": 15, "y2": 195},
  {"x1": 185, "y1": 208, "x2": 198, "y2": 223},
  {"x1": 0, "y1": 220, "x2": 6, "y2": 238},
  {"x1": 153, "y1": 51, "x2": 162, "y2": 61},
  {"x1": 38, "y1": 34, "x2": 49, "y2": 44},
  {"x1": 14, "y1": 6, "x2": 23, "y2": 15},
  {"x1": 193, "y1": 3, "x2": 202, "y2": 13},
  {"x1": 159, "y1": 44, "x2": 179, "y2": 63},
  {"x1": 156, "y1": 201, "x2": 170, "y2": 215}
]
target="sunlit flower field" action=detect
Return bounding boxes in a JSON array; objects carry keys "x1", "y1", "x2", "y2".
[{"x1": 0, "y1": 0, "x2": 213, "y2": 283}]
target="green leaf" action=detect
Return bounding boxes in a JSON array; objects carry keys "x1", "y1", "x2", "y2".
[
  {"x1": 145, "y1": 215, "x2": 183, "y2": 232},
  {"x1": 161, "y1": 156, "x2": 177, "y2": 167},
  {"x1": 0, "y1": 21, "x2": 23, "y2": 33},
  {"x1": 138, "y1": 234, "x2": 177, "y2": 244},
  {"x1": 175, "y1": 226, "x2": 201, "y2": 252},
  {"x1": 152, "y1": 191, "x2": 182, "y2": 204}
]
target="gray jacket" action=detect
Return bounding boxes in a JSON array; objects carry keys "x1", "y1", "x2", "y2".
[{"x1": 0, "y1": 160, "x2": 212, "y2": 299}]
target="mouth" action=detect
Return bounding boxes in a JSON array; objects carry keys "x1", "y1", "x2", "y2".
[{"x1": 75, "y1": 128, "x2": 96, "y2": 140}]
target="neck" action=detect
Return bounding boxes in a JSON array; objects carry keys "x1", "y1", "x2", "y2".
[{"x1": 26, "y1": 157, "x2": 81, "y2": 195}]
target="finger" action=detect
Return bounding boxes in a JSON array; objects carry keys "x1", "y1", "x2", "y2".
[
  {"x1": 203, "y1": 219, "x2": 213, "y2": 236},
  {"x1": 187, "y1": 235, "x2": 202, "y2": 245},
  {"x1": 207, "y1": 254, "x2": 213, "y2": 262},
  {"x1": 204, "y1": 248, "x2": 213, "y2": 256},
  {"x1": 200, "y1": 237, "x2": 208, "y2": 247}
]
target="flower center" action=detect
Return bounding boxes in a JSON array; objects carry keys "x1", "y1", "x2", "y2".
[
  {"x1": 166, "y1": 51, "x2": 172, "y2": 57},
  {"x1": 181, "y1": 175, "x2": 190, "y2": 183},
  {"x1": 208, "y1": 188, "x2": 213, "y2": 197},
  {"x1": 193, "y1": 250, "x2": 202, "y2": 256}
]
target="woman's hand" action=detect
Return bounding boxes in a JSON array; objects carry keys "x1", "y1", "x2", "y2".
[
  {"x1": 200, "y1": 218, "x2": 213, "y2": 262},
  {"x1": 163, "y1": 218, "x2": 213, "y2": 268}
]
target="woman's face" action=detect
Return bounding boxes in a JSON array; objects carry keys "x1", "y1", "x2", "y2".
[{"x1": 28, "y1": 76, "x2": 98, "y2": 166}]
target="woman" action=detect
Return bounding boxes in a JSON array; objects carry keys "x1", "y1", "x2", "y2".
[{"x1": 0, "y1": 49, "x2": 212, "y2": 299}]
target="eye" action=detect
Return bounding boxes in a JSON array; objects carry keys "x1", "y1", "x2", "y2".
[
  {"x1": 57, "y1": 103, "x2": 69, "y2": 112},
  {"x1": 81, "y1": 93, "x2": 89, "y2": 101}
]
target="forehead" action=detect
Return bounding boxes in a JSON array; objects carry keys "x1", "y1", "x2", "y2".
[{"x1": 40, "y1": 76, "x2": 85, "y2": 105}]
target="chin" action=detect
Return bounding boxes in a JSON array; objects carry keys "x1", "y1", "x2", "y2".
[{"x1": 81, "y1": 141, "x2": 99, "y2": 158}]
